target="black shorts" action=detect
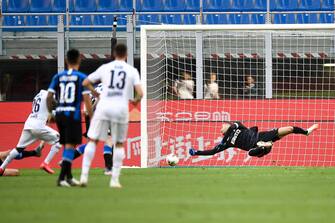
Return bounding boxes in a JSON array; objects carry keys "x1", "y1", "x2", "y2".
[
  {"x1": 56, "y1": 114, "x2": 82, "y2": 145},
  {"x1": 258, "y1": 128, "x2": 280, "y2": 143}
]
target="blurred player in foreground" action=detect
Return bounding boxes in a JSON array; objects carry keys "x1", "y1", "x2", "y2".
[
  {"x1": 47, "y1": 49, "x2": 93, "y2": 187},
  {"x1": 0, "y1": 146, "x2": 44, "y2": 176},
  {"x1": 80, "y1": 43, "x2": 143, "y2": 188},
  {"x1": 0, "y1": 90, "x2": 62, "y2": 175},
  {"x1": 190, "y1": 122, "x2": 319, "y2": 158}
]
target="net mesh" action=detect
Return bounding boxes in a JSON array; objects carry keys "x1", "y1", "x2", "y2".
[{"x1": 144, "y1": 27, "x2": 335, "y2": 167}]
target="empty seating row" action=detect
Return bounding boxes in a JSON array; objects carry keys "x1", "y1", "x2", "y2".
[
  {"x1": 3, "y1": 0, "x2": 334, "y2": 13},
  {"x1": 3, "y1": 13, "x2": 334, "y2": 30}
]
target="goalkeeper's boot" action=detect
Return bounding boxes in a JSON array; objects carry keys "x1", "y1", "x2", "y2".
[
  {"x1": 189, "y1": 148, "x2": 197, "y2": 156},
  {"x1": 40, "y1": 162, "x2": 55, "y2": 174},
  {"x1": 307, "y1": 124, "x2": 319, "y2": 136},
  {"x1": 110, "y1": 178, "x2": 122, "y2": 189},
  {"x1": 58, "y1": 180, "x2": 71, "y2": 187},
  {"x1": 67, "y1": 178, "x2": 80, "y2": 187}
]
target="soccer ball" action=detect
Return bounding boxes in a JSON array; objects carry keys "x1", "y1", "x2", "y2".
[{"x1": 166, "y1": 153, "x2": 179, "y2": 166}]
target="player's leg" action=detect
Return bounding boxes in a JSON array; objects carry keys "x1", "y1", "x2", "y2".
[
  {"x1": 0, "y1": 130, "x2": 36, "y2": 175},
  {"x1": 189, "y1": 143, "x2": 226, "y2": 156},
  {"x1": 103, "y1": 136, "x2": 113, "y2": 175},
  {"x1": 80, "y1": 119, "x2": 109, "y2": 186},
  {"x1": 36, "y1": 127, "x2": 61, "y2": 174},
  {"x1": 278, "y1": 124, "x2": 318, "y2": 139},
  {"x1": 110, "y1": 122, "x2": 127, "y2": 188}
]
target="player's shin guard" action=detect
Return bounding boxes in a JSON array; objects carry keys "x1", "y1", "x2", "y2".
[
  {"x1": 44, "y1": 143, "x2": 61, "y2": 164},
  {"x1": 103, "y1": 145, "x2": 113, "y2": 171},
  {"x1": 58, "y1": 148, "x2": 75, "y2": 182},
  {"x1": 0, "y1": 148, "x2": 20, "y2": 170},
  {"x1": 80, "y1": 141, "x2": 96, "y2": 184},
  {"x1": 111, "y1": 147, "x2": 125, "y2": 183}
]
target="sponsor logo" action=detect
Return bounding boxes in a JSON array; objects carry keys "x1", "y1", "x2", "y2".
[{"x1": 156, "y1": 111, "x2": 230, "y2": 122}]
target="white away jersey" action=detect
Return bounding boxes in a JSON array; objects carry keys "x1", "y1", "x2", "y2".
[
  {"x1": 24, "y1": 90, "x2": 50, "y2": 129},
  {"x1": 87, "y1": 60, "x2": 141, "y2": 123}
]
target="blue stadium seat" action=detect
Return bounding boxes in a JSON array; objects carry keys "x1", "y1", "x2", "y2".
[
  {"x1": 93, "y1": 15, "x2": 114, "y2": 26},
  {"x1": 296, "y1": 13, "x2": 319, "y2": 23},
  {"x1": 203, "y1": 0, "x2": 234, "y2": 12},
  {"x1": 161, "y1": 14, "x2": 182, "y2": 24},
  {"x1": 185, "y1": 0, "x2": 200, "y2": 11},
  {"x1": 137, "y1": 14, "x2": 159, "y2": 25},
  {"x1": 27, "y1": 15, "x2": 48, "y2": 26},
  {"x1": 270, "y1": 0, "x2": 299, "y2": 11},
  {"x1": 119, "y1": 0, "x2": 133, "y2": 11},
  {"x1": 138, "y1": 0, "x2": 163, "y2": 12},
  {"x1": 205, "y1": 14, "x2": 229, "y2": 24},
  {"x1": 74, "y1": 0, "x2": 97, "y2": 12},
  {"x1": 117, "y1": 15, "x2": 127, "y2": 26},
  {"x1": 251, "y1": 14, "x2": 266, "y2": 24},
  {"x1": 3, "y1": 16, "x2": 25, "y2": 26},
  {"x1": 71, "y1": 15, "x2": 92, "y2": 26},
  {"x1": 164, "y1": 0, "x2": 186, "y2": 11},
  {"x1": 272, "y1": 13, "x2": 296, "y2": 24},
  {"x1": 183, "y1": 14, "x2": 197, "y2": 24},
  {"x1": 30, "y1": 0, "x2": 52, "y2": 12},
  {"x1": 228, "y1": 14, "x2": 251, "y2": 24},
  {"x1": 2, "y1": 0, "x2": 8, "y2": 12},
  {"x1": 321, "y1": 0, "x2": 334, "y2": 10},
  {"x1": 7, "y1": 0, "x2": 29, "y2": 12},
  {"x1": 235, "y1": 0, "x2": 267, "y2": 11},
  {"x1": 53, "y1": 0, "x2": 66, "y2": 12},
  {"x1": 97, "y1": 0, "x2": 119, "y2": 12},
  {"x1": 300, "y1": 0, "x2": 321, "y2": 11},
  {"x1": 319, "y1": 13, "x2": 334, "y2": 23}
]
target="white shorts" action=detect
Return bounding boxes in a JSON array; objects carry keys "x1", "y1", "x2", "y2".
[
  {"x1": 88, "y1": 119, "x2": 128, "y2": 143},
  {"x1": 17, "y1": 126, "x2": 59, "y2": 148}
]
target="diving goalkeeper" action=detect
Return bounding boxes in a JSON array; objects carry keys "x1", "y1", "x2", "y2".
[{"x1": 189, "y1": 122, "x2": 318, "y2": 158}]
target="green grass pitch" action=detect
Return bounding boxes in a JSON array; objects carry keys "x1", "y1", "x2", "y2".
[{"x1": 1, "y1": 168, "x2": 335, "y2": 223}]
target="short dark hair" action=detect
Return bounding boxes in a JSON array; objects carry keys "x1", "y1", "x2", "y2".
[
  {"x1": 114, "y1": 43, "x2": 127, "y2": 58},
  {"x1": 66, "y1": 49, "x2": 80, "y2": 65}
]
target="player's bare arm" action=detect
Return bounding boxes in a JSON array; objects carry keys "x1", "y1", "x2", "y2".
[
  {"x1": 46, "y1": 92, "x2": 55, "y2": 113},
  {"x1": 83, "y1": 79, "x2": 99, "y2": 98},
  {"x1": 83, "y1": 94, "x2": 93, "y2": 119},
  {"x1": 132, "y1": 84, "x2": 143, "y2": 106}
]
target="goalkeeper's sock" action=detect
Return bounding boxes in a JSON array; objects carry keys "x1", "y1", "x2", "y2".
[
  {"x1": 293, "y1": 127, "x2": 308, "y2": 135},
  {"x1": 111, "y1": 147, "x2": 125, "y2": 183},
  {"x1": 80, "y1": 141, "x2": 96, "y2": 184}
]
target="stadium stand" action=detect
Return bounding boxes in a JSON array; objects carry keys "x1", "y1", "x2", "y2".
[
  {"x1": 7, "y1": 0, "x2": 30, "y2": 12},
  {"x1": 30, "y1": 0, "x2": 53, "y2": 12},
  {"x1": 161, "y1": 14, "x2": 183, "y2": 24},
  {"x1": 1, "y1": 0, "x2": 334, "y2": 30}
]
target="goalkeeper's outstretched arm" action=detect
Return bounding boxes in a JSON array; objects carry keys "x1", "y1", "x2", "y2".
[{"x1": 190, "y1": 143, "x2": 227, "y2": 156}]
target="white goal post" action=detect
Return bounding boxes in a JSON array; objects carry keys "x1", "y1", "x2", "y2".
[{"x1": 140, "y1": 24, "x2": 335, "y2": 168}]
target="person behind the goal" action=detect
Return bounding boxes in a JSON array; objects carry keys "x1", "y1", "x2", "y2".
[
  {"x1": 189, "y1": 122, "x2": 319, "y2": 158},
  {"x1": 80, "y1": 43, "x2": 143, "y2": 188}
]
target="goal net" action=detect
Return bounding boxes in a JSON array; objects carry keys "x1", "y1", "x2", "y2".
[{"x1": 140, "y1": 24, "x2": 335, "y2": 167}]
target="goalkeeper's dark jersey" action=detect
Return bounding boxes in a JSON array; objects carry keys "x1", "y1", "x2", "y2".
[{"x1": 220, "y1": 122, "x2": 259, "y2": 151}]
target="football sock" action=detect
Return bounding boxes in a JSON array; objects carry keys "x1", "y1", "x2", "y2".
[
  {"x1": 293, "y1": 127, "x2": 308, "y2": 135},
  {"x1": 81, "y1": 141, "x2": 96, "y2": 180},
  {"x1": 103, "y1": 145, "x2": 113, "y2": 170},
  {"x1": 0, "y1": 148, "x2": 20, "y2": 169},
  {"x1": 73, "y1": 144, "x2": 86, "y2": 160},
  {"x1": 58, "y1": 148, "x2": 74, "y2": 182},
  {"x1": 44, "y1": 143, "x2": 61, "y2": 164},
  {"x1": 21, "y1": 150, "x2": 37, "y2": 158},
  {"x1": 111, "y1": 147, "x2": 125, "y2": 182}
]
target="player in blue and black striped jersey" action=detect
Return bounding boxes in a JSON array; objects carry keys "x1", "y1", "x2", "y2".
[{"x1": 47, "y1": 49, "x2": 93, "y2": 187}]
